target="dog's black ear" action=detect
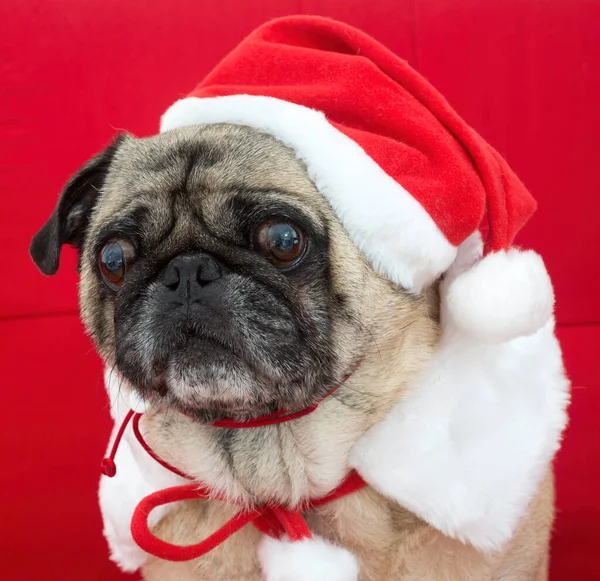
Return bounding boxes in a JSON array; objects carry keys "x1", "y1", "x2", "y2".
[{"x1": 30, "y1": 134, "x2": 127, "y2": 275}]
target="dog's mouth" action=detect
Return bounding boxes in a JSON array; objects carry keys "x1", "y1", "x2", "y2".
[
  {"x1": 129, "y1": 336, "x2": 298, "y2": 422},
  {"x1": 154, "y1": 389, "x2": 301, "y2": 425},
  {"x1": 118, "y1": 330, "x2": 359, "y2": 425},
  {"x1": 143, "y1": 377, "x2": 280, "y2": 423}
]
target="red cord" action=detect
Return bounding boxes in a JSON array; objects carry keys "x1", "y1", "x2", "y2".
[
  {"x1": 101, "y1": 408, "x2": 135, "y2": 477},
  {"x1": 211, "y1": 402, "x2": 320, "y2": 428},
  {"x1": 131, "y1": 483, "x2": 262, "y2": 561},
  {"x1": 309, "y1": 470, "x2": 368, "y2": 509},
  {"x1": 131, "y1": 413, "x2": 191, "y2": 479},
  {"x1": 268, "y1": 506, "x2": 313, "y2": 541},
  {"x1": 212, "y1": 364, "x2": 360, "y2": 429},
  {"x1": 130, "y1": 472, "x2": 366, "y2": 561}
]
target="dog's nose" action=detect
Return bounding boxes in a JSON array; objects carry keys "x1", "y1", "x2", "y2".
[{"x1": 162, "y1": 254, "x2": 222, "y2": 297}]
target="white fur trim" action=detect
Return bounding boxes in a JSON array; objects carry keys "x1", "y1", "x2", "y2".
[
  {"x1": 129, "y1": 389, "x2": 150, "y2": 413},
  {"x1": 258, "y1": 535, "x2": 359, "y2": 581},
  {"x1": 160, "y1": 95, "x2": 456, "y2": 292},
  {"x1": 349, "y1": 247, "x2": 570, "y2": 551},
  {"x1": 99, "y1": 371, "x2": 187, "y2": 571},
  {"x1": 446, "y1": 249, "x2": 555, "y2": 343}
]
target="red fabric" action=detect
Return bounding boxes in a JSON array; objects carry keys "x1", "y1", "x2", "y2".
[
  {"x1": 190, "y1": 16, "x2": 536, "y2": 253},
  {"x1": 1, "y1": 1, "x2": 598, "y2": 580}
]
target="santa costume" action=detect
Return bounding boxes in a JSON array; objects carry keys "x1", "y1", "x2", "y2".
[{"x1": 99, "y1": 15, "x2": 570, "y2": 581}]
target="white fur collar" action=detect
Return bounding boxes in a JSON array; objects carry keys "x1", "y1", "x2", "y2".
[{"x1": 350, "y1": 240, "x2": 570, "y2": 551}]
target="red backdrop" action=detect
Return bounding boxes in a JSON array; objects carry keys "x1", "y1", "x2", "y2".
[{"x1": 1, "y1": 1, "x2": 598, "y2": 579}]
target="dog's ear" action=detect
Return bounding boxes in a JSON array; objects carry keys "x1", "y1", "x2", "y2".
[{"x1": 30, "y1": 134, "x2": 127, "y2": 275}]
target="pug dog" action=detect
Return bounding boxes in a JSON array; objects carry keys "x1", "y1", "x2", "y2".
[{"x1": 30, "y1": 123, "x2": 557, "y2": 581}]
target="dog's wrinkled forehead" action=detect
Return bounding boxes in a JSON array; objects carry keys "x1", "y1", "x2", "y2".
[{"x1": 89, "y1": 124, "x2": 330, "y2": 247}]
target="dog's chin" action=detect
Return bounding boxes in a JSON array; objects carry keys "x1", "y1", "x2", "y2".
[
  {"x1": 136, "y1": 377, "x2": 278, "y2": 424},
  {"x1": 115, "y1": 332, "x2": 324, "y2": 423},
  {"x1": 168, "y1": 397, "x2": 276, "y2": 424},
  {"x1": 162, "y1": 378, "x2": 275, "y2": 423},
  {"x1": 129, "y1": 338, "x2": 283, "y2": 422}
]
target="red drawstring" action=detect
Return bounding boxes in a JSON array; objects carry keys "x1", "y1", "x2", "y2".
[
  {"x1": 101, "y1": 362, "x2": 366, "y2": 562},
  {"x1": 268, "y1": 506, "x2": 313, "y2": 541},
  {"x1": 211, "y1": 365, "x2": 358, "y2": 429},
  {"x1": 101, "y1": 408, "x2": 135, "y2": 477},
  {"x1": 130, "y1": 472, "x2": 367, "y2": 562},
  {"x1": 212, "y1": 387, "x2": 335, "y2": 428},
  {"x1": 131, "y1": 414, "x2": 190, "y2": 479},
  {"x1": 131, "y1": 483, "x2": 258, "y2": 561},
  {"x1": 211, "y1": 404, "x2": 319, "y2": 429}
]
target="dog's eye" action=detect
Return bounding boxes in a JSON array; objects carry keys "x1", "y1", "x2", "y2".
[
  {"x1": 253, "y1": 221, "x2": 306, "y2": 268},
  {"x1": 98, "y1": 239, "x2": 136, "y2": 290}
]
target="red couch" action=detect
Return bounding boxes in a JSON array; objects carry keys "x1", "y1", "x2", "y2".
[{"x1": 1, "y1": 1, "x2": 598, "y2": 579}]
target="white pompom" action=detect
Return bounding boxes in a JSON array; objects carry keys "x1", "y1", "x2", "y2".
[
  {"x1": 258, "y1": 535, "x2": 359, "y2": 581},
  {"x1": 444, "y1": 249, "x2": 554, "y2": 343}
]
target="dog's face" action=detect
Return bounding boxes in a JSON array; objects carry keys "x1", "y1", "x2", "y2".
[{"x1": 31, "y1": 124, "x2": 435, "y2": 423}]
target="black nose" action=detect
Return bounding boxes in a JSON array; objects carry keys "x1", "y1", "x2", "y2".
[{"x1": 162, "y1": 254, "x2": 222, "y2": 300}]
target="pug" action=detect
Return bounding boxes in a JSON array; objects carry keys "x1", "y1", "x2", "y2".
[{"x1": 30, "y1": 123, "x2": 559, "y2": 581}]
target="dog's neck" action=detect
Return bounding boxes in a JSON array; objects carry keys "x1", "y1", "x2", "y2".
[{"x1": 129, "y1": 359, "x2": 421, "y2": 507}]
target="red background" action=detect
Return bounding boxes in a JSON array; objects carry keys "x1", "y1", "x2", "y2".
[{"x1": 1, "y1": 1, "x2": 598, "y2": 579}]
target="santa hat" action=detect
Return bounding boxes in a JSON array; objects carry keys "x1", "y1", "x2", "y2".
[
  {"x1": 163, "y1": 16, "x2": 541, "y2": 302},
  {"x1": 101, "y1": 16, "x2": 569, "y2": 580}
]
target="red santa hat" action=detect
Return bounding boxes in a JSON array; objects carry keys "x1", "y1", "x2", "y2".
[
  {"x1": 160, "y1": 15, "x2": 552, "y2": 336},
  {"x1": 106, "y1": 15, "x2": 568, "y2": 581}
]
